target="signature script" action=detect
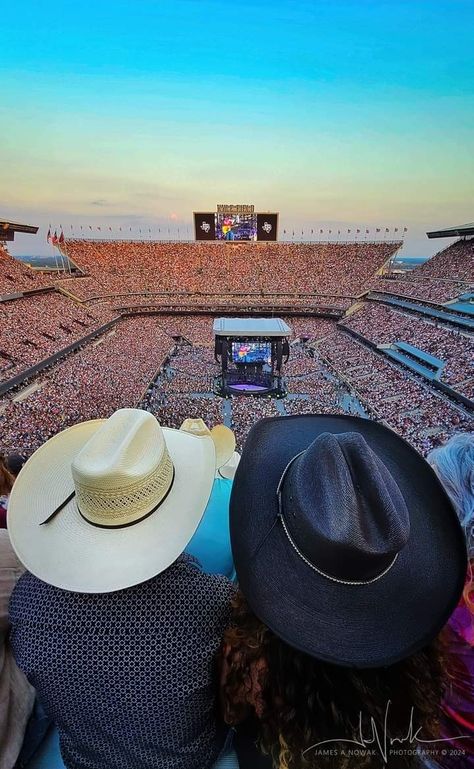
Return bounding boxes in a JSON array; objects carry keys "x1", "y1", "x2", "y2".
[{"x1": 303, "y1": 700, "x2": 472, "y2": 764}]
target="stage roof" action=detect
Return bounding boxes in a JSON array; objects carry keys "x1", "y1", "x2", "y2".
[
  {"x1": 0, "y1": 219, "x2": 38, "y2": 234},
  {"x1": 213, "y1": 317, "x2": 291, "y2": 337},
  {"x1": 427, "y1": 222, "x2": 474, "y2": 239}
]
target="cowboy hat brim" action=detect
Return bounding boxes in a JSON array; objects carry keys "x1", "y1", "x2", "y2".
[
  {"x1": 8, "y1": 420, "x2": 215, "y2": 593},
  {"x1": 210, "y1": 425, "x2": 236, "y2": 469},
  {"x1": 218, "y1": 451, "x2": 241, "y2": 480},
  {"x1": 230, "y1": 414, "x2": 467, "y2": 668}
]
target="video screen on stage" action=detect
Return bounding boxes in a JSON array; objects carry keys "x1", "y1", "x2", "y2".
[
  {"x1": 232, "y1": 342, "x2": 271, "y2": 364},
  {"x1": 216, "y1": 213, "x2": 257, "y2": 241}
]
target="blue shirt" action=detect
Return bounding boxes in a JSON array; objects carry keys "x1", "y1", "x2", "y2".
[
  {"x1": 186, "y1": 478, "x2": 235, "y2": 580},
  {"x1": 10, "y1": 555, "x2": 235, "y2": 769}
]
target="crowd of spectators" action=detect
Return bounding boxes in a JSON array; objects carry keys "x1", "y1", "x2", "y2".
[
  {"x1": 416, "y1": 238, "x2": 474, "y2": 282},
  {"x1": 0, "y1": 318, "x2": 173, "y2": 455},
  {"x1": 1, "y1": 233, "x2": 473, "y2": 464},
  {"x1": 2, "y1": 304, "x2": 472, "y2": 460},
  {"x1": 318, "y1": 330, "x2": 474, "y2": 454},
  {"x1": 57, "y1": 239, "x2": 399, "y2": 303},
  {"x1": 341, "y1": 302, "x2": 474, "y2": 398},
  {"x1": 370, "y1": 239, "x2": 473, "y2": 305},
  {"x1": 369, "y1": 276, "x2": 468, "y2": 304},
  {"x1": 0, "y1": 291, "x2": 116, "y2": 382},
  {"x1": 0, "y1": 245, "x2": 53, "y2": 296},
  {"x1": 229, "y1": 396, "x2": 281, "y2": 451}
]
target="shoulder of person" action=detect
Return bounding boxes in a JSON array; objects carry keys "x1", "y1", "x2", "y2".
[
  {"x1": 174, "y1": 553, "x2": 237, "y2": 607},
  {"x1": 0, "y1": 529, "x2": 24, "y2": 576}
]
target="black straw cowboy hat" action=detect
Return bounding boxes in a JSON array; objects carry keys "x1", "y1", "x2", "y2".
[{"x1": 230, "y1": 415, "x2": 466, "y2": 668}]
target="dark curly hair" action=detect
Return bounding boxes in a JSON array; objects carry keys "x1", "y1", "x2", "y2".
[
  {"x1": 221, "y1": 592, "x2": 446, "y2": 769},
  {"x1": 0, "y1": 453, "x2": 14, "y2": 496}
]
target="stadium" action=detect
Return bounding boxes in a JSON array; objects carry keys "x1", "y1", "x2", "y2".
[
  {"x1": 0, "y1": 212, "x2": 473, "y2": 458},
  {"x1": 1, "y1": 208, "x2": 474, "y2": 769}
]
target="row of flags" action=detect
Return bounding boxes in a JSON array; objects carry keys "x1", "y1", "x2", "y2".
[
  {"x1": 283, "y1": 227, "x2": 408, "y2": 236},
  {"x1": 46, "y1": 229, "x2": 64, "y2": 245},
  {"x1": 47, "y1": 226, "x2": 178, "y2": 242},
  {"x1": 47, "y1": 225, "x2": 409, "y2": 243}
]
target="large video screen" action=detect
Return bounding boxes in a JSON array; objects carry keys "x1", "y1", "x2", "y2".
[
  {"x1": 232, "y1": 342, "x2": 271, "y2": 364},
  {"x1": 216, "y1": 213, "x2": 257, "y2": 241}
]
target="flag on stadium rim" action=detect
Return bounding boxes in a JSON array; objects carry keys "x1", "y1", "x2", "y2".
[
  {"x1": 59, "y1": 231, "x2": 65, "y2": 244},
  {"x1": 376, "y1": 228, "x2": 381, "y2": 233},
  {"x1": 357, "y1": 229, "x2": 360, "y2": 233},
  {"x1": 52, "y1": 230, "x2": 59, "y2": 245},
  {"x1": 386, "y1": 228, "x2": 390, "y2": 233},
  {"x1": 46, "y1": 228, "x2": 51, "y2": 243}
]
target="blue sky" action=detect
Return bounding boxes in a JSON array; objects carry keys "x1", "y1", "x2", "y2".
[{"x1": 1, "y1": 0, "x2": 473, "y2": 256}]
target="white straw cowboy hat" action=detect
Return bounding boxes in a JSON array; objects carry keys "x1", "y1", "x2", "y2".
[
  {"x1": 180, "y1": 418, "x2": 235, "y2": 470},
  {"x1": 7, "y1": 409, "x2": 215, "y2": 593}
]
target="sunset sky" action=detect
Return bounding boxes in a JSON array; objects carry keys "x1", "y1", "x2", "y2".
[{"x1": 1, "y1": 0, "x2": 473, "y2": 256}]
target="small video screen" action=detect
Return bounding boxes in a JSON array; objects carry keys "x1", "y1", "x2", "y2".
[{"x1": 232, "y1": 342, "x2": 271, "y2": 365}]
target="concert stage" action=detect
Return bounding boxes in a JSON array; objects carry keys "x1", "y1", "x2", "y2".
[{"x1": 213, "y1": 317, "x2": 291, "y2": 397}]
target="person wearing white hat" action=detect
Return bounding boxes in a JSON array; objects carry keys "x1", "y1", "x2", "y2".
[
  {"x1": 8, "y1": 409, "x2": 237, "y2": 769},
  {"x1": 180, "y1": 419, "x2": 238, "y2": 580}
]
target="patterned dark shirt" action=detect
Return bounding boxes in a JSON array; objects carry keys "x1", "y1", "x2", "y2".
[{"x1": 10, "y1": 554, "x2": 235, "y2": 769}]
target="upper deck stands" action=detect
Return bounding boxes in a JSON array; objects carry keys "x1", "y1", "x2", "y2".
[
  {"x1": 0, "y1": 244, "x2": 54, "y2": 296},
  {"x1": 58, "y1": 240, "x2": 401, "y2": 305}
]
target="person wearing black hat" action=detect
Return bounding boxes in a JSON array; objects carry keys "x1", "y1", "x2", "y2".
[{"x1": 221, "y1": 415, "x2": 468, "y2": 769}]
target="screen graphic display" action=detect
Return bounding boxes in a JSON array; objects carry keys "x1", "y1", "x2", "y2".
[
  {"x1": 256, "y1": 213, "x2": 278, "y2": 241},
  {"x1": 232, "y1": 342, "x2": 271, "y2": 364},
  {"x1": 216, "y1": 213, "x2": 257, "y2": 241},
  {"x1": 194, "y1": 212, "x2": 216, "y2": 240}
]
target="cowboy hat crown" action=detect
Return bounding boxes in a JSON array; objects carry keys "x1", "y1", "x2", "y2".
[{"x1": 280, "y1": 432, "x2": 410, "y2": 584}]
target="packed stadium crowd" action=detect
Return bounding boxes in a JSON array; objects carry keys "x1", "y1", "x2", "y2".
[
  {"x1": 318, "y1": 330, "x2": 473, "y2": 454},
  {"x1": 341, "y1": 301, "x2": 474, "y2": 398},
  {"x1": 0, "y1": 237, "x2": 472, "y2": 461},
  {"x1": 370, "y1": 275, "x2": 469, "y2": 304},
  {"x1": 0, "y1": 244, "x2": 52, "y2": 295},
  {"x1": 56, "y1": 239, "x2": 399, "y2": 301},
  {"x1": 0, "y1": 318, "x2": 173, "y2": 454},
  {"x1": 0, "y1": 291, "x2": 116, "y2": 382},
  {"x1": 369, "y1": 239, "x2": 473, "y2": 305},
  {"x1": 416, "y1": 238, "x2": 474, "y2": 282}
]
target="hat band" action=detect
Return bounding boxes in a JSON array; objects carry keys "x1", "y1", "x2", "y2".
[
  {"x1": 75, "y1": 449, "x2": 174, "y2": 527},
  {"x1": 77, "y1": 467, "x2": 175, "y2": 529},
  {"x1": 40, "y1": 449, "x2": 175, "y2": 528},
  {"x1": 278, "y1": 513, "x2": 399, "y2": 587}
]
